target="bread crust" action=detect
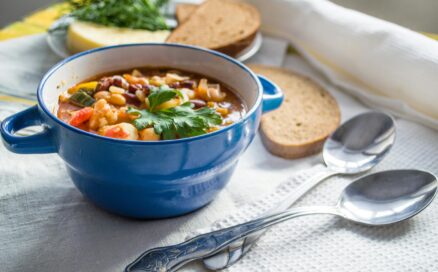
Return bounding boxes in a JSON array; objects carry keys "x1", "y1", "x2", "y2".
[
  {"x1": 248, "y1": 64, "x2": 341, "y2": 159},
  {"x1": 259, "y1": 128, "x2": 327, "y2": 159},
  {"x1": 216, "y1": 32, "x2": 257, "y2": 57}
]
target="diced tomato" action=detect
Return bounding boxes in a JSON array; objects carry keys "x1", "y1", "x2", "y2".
[
  {"x1": 103, "y1": 126, "x2": 130, "y2": 139},
  {"x1": 69, "y1": 107, "x2": 94, "y2": 127}
]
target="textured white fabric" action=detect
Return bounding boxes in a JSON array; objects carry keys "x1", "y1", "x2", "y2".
[
  {"x1": 247, "y1": 0, "x2": 438, "y2": 129},
  {"x1": 0, "y1": 34, "x2": 61, "y2": 99}
]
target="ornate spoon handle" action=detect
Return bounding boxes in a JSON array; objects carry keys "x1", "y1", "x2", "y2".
[
  {"x1": 125, "y1": 233, "x2": 218, "y2": 272},
  {"x1": 125, "y1": 206, "x2": 337, "y2": 272},
  {"x1": 203, "y1": 167, "x2": 337, "y2": 269}
]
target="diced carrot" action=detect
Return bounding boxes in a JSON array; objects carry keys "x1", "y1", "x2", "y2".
[
  {"x1": 117, "y1": 107, "x2": 131, "y2": 122},
  {"x1": 69, "y1": 107, "x2": 94, "y2": 127},
  {"x1": 104, "y1": 126, "x2": 129, "y2": 139},
  {"x1": 216, "y1": 107, "x2": 229, "y2": 116}
]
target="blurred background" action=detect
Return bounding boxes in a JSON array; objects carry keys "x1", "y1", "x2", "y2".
[{"x1": 1, "y1": 0, "x2": 438, "y2": 33}]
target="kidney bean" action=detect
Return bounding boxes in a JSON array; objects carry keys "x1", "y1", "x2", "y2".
[
  {"x1": 169, "y1": 82, "x2": 181, "y2": 89},
  {"x1": 128, "y1": 83, "x2": 142, "y2": 93},
  {"x1": 190, "y1": 99, "x2": 207, "y2": 109},
  {"x1": 123, "y1": 92, "x2": 141, "y2": 107},
  {"x1": 96, "y1": 77, "x2": 113, "y2": 92},
  {"x1": 112, "y1": 75, "x2": 129, "y2": 89},
  {"x1": 181, "y1": 80, "x2": 197, "y2": 89},
  {"x1": 142, "y1": 84, "x2": 150, "y2": 95}
]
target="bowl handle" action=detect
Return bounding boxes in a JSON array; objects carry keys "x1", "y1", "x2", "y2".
[
  {"x1": 258, "y1": 75, "x2": 284, "y2": 113},
  {"x1": 1, "y1": 105, "x2": 56, "y2": 154}
]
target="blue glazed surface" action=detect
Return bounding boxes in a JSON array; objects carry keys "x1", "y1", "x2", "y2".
[
  {"x1": 259, "y1": 75, "x2": 283, "y2": 113},
  {"x1": 0, "y1": 43, "x2": 283, "y2": 218},
  {"x1": 1, "y1": 105, "x2": 56, "y2": 154}
]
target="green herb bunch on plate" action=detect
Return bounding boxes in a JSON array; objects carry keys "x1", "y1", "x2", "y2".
[{"x1": 68, "y1": 0, "x2": 169, "y2": 31}]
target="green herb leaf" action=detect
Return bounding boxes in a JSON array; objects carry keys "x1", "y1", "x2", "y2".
[
  {"x1": 68, "y1": 0, "x2": 169, "y2": 31},
  {"x1": 127, "y1": 103, "x2": 223, "y2": 140},
  {"x1": 153, "y1": 0, "x2": 168, "y2": 8},
  {"x1": 148, "y1": 85, "x2": 178, "y2": 112}
]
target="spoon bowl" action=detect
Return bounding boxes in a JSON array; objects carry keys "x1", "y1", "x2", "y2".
[
  {"x1": 338, "y1": 169, "x2": 438, "y2": 225},
  {"x1": 323, "y1": 112, "x2": 396, "y2": 174}
]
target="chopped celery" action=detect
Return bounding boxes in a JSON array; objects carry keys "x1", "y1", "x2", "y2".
[
  {"x1": 69, "y1": 90, "x2": 95, "y2": 107},
  {"x1": 78, "y1": 87, "x2": 96, "y2": 96}
]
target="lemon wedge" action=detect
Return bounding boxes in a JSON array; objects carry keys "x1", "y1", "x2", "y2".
[{"x1": 67, "y1": 21, "x2": 171, "y2": 54}]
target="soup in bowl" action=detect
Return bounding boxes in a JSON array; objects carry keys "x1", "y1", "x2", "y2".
[
  {"x1": 0, "y1": 44, "x2": 283, "y2": 218},
  {"x1": 57, "y1": 68, "x2": 246, "y2": 141}
]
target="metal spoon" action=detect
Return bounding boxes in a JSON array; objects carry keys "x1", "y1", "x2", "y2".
[
  {"x1": 125, "y1": 169, "x2": 437, "y2": 272},
  {"x1": 203, "y1": 111, "x2": 396, "y2": 270}
]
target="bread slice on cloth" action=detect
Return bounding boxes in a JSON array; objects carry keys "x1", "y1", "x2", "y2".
[
  {"x1": 248, "y1": 64, "x2": 341, "y2": 159},
  {"x1": 168, "y1": 0, "x2": 260, "y2": 56}
]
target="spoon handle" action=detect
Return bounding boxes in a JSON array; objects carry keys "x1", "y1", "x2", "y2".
[
  {"x1": 125, "y1": 206, "x2": 338, "y2": 272},
  {"x1": 203, "y1": 167, "x2": 337, "y2": 270},
  {"x1": 269, "y1": 168, "x2": 338, "y2": 213}
]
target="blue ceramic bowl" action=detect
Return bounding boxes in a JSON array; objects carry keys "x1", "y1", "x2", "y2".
[{"x1": 1, "y1": 44, "x2": 283, "y2": 218}]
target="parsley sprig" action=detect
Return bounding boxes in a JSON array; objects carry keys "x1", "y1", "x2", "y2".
[
  {"x1": 147, "y1": 85, "x2": 182, "y2": 112},
  {"x1": 68, "y1": 0, "x2": 169, "y2": 31},
  {"x1": 127, "y1": 86, "x2": 222, "y2": 140}
]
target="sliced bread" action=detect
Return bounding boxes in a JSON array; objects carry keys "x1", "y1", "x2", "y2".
[
  {"x1": 175, "y1": 3, "x2": 197, "y2": 23},
  {"x1": 167, "y1": 0, "x2": 260, "y2": 56},
  {"x1": 248, "y1": 64, "x2": 341, "y2": 159}
]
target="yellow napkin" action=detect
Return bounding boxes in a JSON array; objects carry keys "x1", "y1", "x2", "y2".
[{"x1": 0, "y1": 3, "x2": 69, "y2": 41}]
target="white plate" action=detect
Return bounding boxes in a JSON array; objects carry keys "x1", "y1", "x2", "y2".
[{"x1": 46, "y1": 17, "x2": 262, "y2": 62}]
